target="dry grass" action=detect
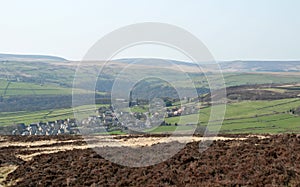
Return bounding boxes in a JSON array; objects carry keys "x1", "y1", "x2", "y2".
[{"x1": 0, "y1": 165, "x2": 18, "y2": 186}]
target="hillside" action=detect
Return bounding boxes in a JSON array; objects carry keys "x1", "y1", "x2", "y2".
[
  {"x1": 219, "y1": 60, "x2": 300, "y2": 72},
  {"x1": 1, "y1": 55, "x2": 300, "y2": 125},
  {"x1": 0, "y1": 53, "x2": 67, "y2": 62}
]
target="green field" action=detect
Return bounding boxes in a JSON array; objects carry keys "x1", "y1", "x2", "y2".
[
  {"x1": 0, "y1": 79, "x2": 72, "y2": 96},
  {"x1": 2, "y1": 60, "x2": 300, "y2": 134},
  {"x1": 2, "y1": 71, "x2": 300, "y2": 97},
  {"x1": 1, "y1": 98, "x2": 300, "y2": 134},
  {"x1": 165, "y1": 98, "x2": 300, "y2": 134},
  {"x1": 0, "y1": 104, "x2": 107, "y2": 126},
  {"x1": 222, "y1": 73, "x2": 300, "y2": 87},
  {"x1": 0, "y1": 79, "x2": 107, "y2": 97}
]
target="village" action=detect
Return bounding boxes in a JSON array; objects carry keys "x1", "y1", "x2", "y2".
[{"x1": 11, "y1": 104, "x2": 199, "y2": 135}]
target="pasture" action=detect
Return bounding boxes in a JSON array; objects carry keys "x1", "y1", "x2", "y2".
[
  {"x1": 165, "y1": 98, "x2": 300, "y2": 134},
  {"x1": 1, "y1": 98, "x2": 300, "y2": 134},
  {"x1": 0, "y1": 104, "x2": 106, "y2": 126}
]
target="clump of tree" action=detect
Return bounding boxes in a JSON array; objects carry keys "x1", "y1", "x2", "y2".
[{"x1": 0, "y1": 93, "x2": 110, "y2": 112}]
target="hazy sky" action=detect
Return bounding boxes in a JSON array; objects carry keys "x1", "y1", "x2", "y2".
[{"x1": 0, "y1": 0, "x2": 299, "y2": 61}]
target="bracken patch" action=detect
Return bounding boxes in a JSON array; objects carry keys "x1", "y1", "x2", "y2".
[{"x1": 1, "y1": 134, "x2": 300, "y2": 186}]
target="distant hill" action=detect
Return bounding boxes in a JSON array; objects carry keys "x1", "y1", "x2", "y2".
[
  {"x1": 1, "y1": 54, "x2": 299, "y2": 72},
  {"x1": 116, "y1": 58, "x2": 300, "y2": 72},
  {"x1": 116, "y1": 58, "x2": 198, "y2": 67},
  {"x1": 0, "y1": 53, "x2": 67, "y2": 62},
  {"x1": 1, "y1": 55, "x2": 300, "y2": 113},
  {"x1": 219, "y1": 60, "x2": 300, "y2": 72}
]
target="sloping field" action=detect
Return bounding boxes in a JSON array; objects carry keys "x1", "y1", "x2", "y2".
[{"x1": 166, "y1": 98, "x2": 300, "y2": 134}]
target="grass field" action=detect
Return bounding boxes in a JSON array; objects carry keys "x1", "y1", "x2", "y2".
[
  {"x1": 2, "y1": 71, "x2": 300, "y2": 97},
  {"x1": 2, "y1": 60, "x2": 300, "y2": 135},
  {"x1": 0, "y1": 79, "x2": 71, "y2": 96},
  {"x1": 0, "y1": 104, "x2": 107, "y2": 126},
  {"x1": 1, "y1": 97, "x2": 300, "y2": 134},
  {"x1": 222, "y1": 73, "x2": 300, "y2": 87},
  {"x1": 0, "y1": 79, "x2": 107, "y2": 97},
  {"x1": 165, "y1": 98, "x2": 300, "y2": 134}
]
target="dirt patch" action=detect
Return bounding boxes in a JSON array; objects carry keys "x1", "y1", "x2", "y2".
[
  {"x1": 0, "y1": 147, "x2": 25, "y2": 166},
  {"x1": 1, "y1": 134, "x2": 300, "y2": 186},
  {"x1": 3, "y1": 135, "x2": 83, "y2": 142},
  {"x1": 2, "y1": 135, "x2": 241, "y2": 162}
]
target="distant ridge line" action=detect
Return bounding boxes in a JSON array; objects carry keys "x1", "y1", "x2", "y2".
[{"x1": 0, "y1": 53, "x2": 67, "y2": 62}]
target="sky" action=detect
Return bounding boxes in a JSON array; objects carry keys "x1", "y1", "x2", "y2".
[{"x1": 0, "y1": 0, "x2": 299, "y2": 61}]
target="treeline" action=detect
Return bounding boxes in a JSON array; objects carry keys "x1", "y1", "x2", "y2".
[
  {"x1": 129, "y1": 79, "x2": 210, "y2": 100},
  {"x1": 0, "y1": 86, "x2": 210, "y2": 113},
  {"x1": 0, "y1": 94, "x2": 111, "y2": 112}
]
